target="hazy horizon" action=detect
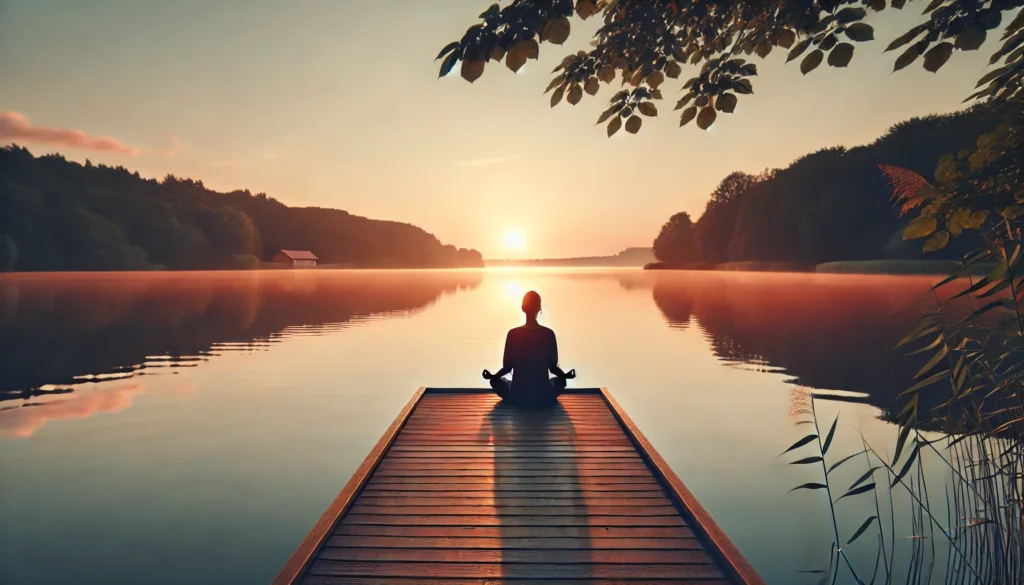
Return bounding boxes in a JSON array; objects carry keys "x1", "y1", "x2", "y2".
[{"x1": 0, "y1": 0, "x2": 1006, "y2": 258}]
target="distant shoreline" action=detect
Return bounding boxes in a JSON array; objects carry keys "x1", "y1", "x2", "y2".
[{"x1": 644, "y1": 259, "x2": 996, "y2": 276}]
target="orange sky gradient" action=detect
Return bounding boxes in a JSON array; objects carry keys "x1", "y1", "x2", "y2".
[{"x1": 0, "y1": 1, "x2": 1012, "y2": 258}]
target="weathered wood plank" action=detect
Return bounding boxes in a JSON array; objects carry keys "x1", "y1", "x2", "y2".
[
  {"x1": 324, "y1": 535, "x2": 704, "y2": 550},
  {"x1": 364, "y1": 476, "x2": 660, "y2": 486},
  {"x1": 386, "y1": 445, "x2": 637, "y2": 452},
  {"x1": 383, "y1": 452, "x2": 643, "y2": 459},
  {"x1": 317, "y1": 547, "x2": 715, "y2": 564},
  {"x1": 282, "y1": 388, "x2": 760, "y2": 585},
  {"x1": 371, "y1": 468, "x2": 652, "y2": 478},
  {"x1": 358, "y1": 489, "x2": 670, "y2": 499},
  {"x1": 306, "y1": 560, "x2": 725, "y2": 580},
  {"x1": 347, "y1": 505, "x2": 680, "y2": 516},
  {"x1": 333, "y1": 525, "x2": 695, "y2": 539},
  {"x1": 302, "y1": 578, "x2": 732, "y2": 585},
  {"x1": 338, "y1": 515, "x2": 685, "y2": 527},
  {"x1": 374, "y1": 465, "x2": 650, "y2": 473},
  {"x1": 354, "y1": 496, "x2": 674, "y2": 507}
]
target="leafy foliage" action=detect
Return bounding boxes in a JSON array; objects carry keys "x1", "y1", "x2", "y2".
[
  {"x1": 439, "y1": 0, "x2": 1024, "y2": 134},
  {"x1": 652, "y1": 211, "x2": 696, "y2": 264},
  {"x1": 681, "y1": 106, "x2": 1005, "y2": 266},
  {"x1": 0, "y1": 146, "x2": 484, "y2": 271}
]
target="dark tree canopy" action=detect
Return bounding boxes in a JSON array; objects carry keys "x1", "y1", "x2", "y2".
[
  {"x1": 678, "y1": 104, "x2": 1002, "y2": 265},
  {"x1": 0, "y1": 146, "x2": 484, "y2": 271},
  {"x1": 653, "y1": 211, "x2": 697, "y2": 263},
  {"x1": 693, "y1": 170, "x2": 774, "y2": 263},
  {"x1": 439, "y1": 0, "x2": 1023, "y2": 135}
]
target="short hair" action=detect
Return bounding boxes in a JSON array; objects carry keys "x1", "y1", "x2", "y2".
[{"x1": 522, "y1": 290, "x2": 541, "y2": 314}]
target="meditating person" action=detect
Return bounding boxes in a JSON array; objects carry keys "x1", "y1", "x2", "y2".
[{"x1": 483, "y1": 290, "x2": 575, "y2": 406}]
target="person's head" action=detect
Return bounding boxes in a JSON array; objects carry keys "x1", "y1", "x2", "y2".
[{"x1": 522, "y1": 291, "x2": 541, "y2": 320}]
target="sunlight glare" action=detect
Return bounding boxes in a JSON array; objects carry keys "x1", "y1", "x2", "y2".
[
  {"x1": 504, "y1": 231, "x2": 526, "y2": 252},
  {"x1": 504, "y1": 281, "x2": 523, "y2": 302}
]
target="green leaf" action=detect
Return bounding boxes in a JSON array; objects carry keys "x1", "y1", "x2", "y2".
[
  {"x1": 894, "y1": 41, "x2": 924, "y2": 71},
  {"x1": 978, "y1": 279, "x2": 1011, "y2": 299},
  {"x1": 893, "y1": 421, "x2": 914, "y2": 464},
  {"x1": 828, "y1": 449, "x2": 868, "y2": 474},
  {"x1": 788, "y1": 482, "x2": 828, "y2": 493},
  {"x1": 566, "y1": 85, "x2": 583, "y2": 105},
  {"x1": 607, "y1": 116, "x2": 622, "y2": 137},
  {"x1": 904, "y1": 216, "x2": 937, "y2": 239},
  {"x1": 828, "y1": 43, "x2": 855, "y2": 67},
  {"x1": 596, "y1": 106, "x2": 618, "y2": 125},
  {"x1": 731, "y1": 79, "x2": 753, "y2": 94},
  {"x1": 845, "y1": 23, "x2": 875, "y2": 42},
  {"x1": 791, "y1": 456, "x2": 824, "y2": 465},
  {"x1": 550, "y1": 86, "x2": 565, "y2": 107},
  {"x1": 777, "y1": 29, "x2": 796, "y2": 49},
  {"x1": 716, "y1": 93, "x2": 738, "y2": 113},
  {"x1": 821, "y1": 415, "x2": 839, "y2": 455},
  {"x1": 895, "y1": 320, "x2": 940, "y2": 349},
  {"x1": 835, "y1": 7, "x2": 867, "y2": 23},
  {"x1": 958, "y1": 300, "x2": 1012, "y2": 324},
  {"x1": 891, "y1": 442, "x2": 920, "y2": 487},
  {"x1": 780, "y1": 433, "x2": 819, "y2": 456},
  {"x1": 886, "y1": 25, "x2": 925, "y2": 52},
  {"x1": 914, "y1": 344, "x2": 948, "y2": 380},
  {"x1": 923, "y1": 42, "x2": 954, "y2": 73},
  {"x1": 837, "y1": 482, "x2": 876, "y2": 501},
  {"x1": 438, "y1": 52, "x2": 459, "y2": 77},
  {"x1": 846, "y1": 516, "x2": 878, "y2": 546},
  {"x1": 801, "y1": 49, "x2": 824, "y2": 74},
  {"x1": 638, "y1": 102, "x2": 658, "y2": 117},
  {"x1": 436, "y1": 42, "x2": 460, "y2": 61},
  {"x1": 849, "y1": 467, "x2": 881, "y2": 491},
  {"x1": 787, "y1": 38, "x2": 812, "y2": 62},
  {"x1": 956, "y1": 27, "x2": 987, "y2": 51},
  {"x1": 679, "y1": 106, "x2": 697, "y2": 127},
  {"x1": 542, "y1": 17, "x2": 571, "y2": 45},
  {"x1": 625, "y1": 115, "x2": 642, "y2": 134},
  {"x1": 696, "y1": 107, "x2": 717, "y2": 130},
  {"x1": 901, "y1": 369, "x2": 950, "y2": 396},
  {"x1": 907, "y1": 333, "x2": 943, "y2": 355}
]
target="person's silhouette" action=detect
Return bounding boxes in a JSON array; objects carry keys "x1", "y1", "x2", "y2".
[{"x1": 483, "y1": 291, "x2": 575, "y2": 406}]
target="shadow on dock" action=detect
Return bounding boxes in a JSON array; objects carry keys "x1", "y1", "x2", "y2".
[{"x1": 482, "y1": 401, "x2": 595, "y2": 580}]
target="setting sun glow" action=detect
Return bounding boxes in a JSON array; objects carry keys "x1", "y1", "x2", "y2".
[{"x1": 504, "y1": 231, "x2": 526, "y2": 252}]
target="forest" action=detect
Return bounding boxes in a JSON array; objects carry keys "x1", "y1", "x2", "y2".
[
  {"x1": 0, "y1": 146, "x2": 483, "y2": 271},
  {"x1": 652, "y1": 103, "x2": 1012, "y2": 268}
]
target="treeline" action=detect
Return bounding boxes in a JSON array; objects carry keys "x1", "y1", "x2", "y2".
[
  {"x1": 0, "y1": 146, "x2": 483, "y2": 271},
  {"x1": 653, "y1": 104, "x2": 1009, "y2": 267}
]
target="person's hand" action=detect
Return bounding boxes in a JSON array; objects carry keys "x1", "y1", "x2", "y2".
[
  {"x1": 482, "y1": 369, "x2": 493, "y2": 380},
  {"x1": 564, "y1": 369, "x2": 576, "y2": 380}
]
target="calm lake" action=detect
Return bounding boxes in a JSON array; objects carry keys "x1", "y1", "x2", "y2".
[{"x1": 0, "y1": 269, "x2": 954, "y2": 584}]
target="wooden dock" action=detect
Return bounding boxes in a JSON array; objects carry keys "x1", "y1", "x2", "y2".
[{"x1": 273, "y1": 387, "x2": 764, "y2": 584}]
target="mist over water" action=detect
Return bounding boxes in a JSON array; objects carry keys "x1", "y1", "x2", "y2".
[{"x1": 0, "y1": 269, "x2": 947, "y2": 584}]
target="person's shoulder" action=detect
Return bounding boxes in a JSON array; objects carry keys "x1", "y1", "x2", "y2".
[{"x1": 540, "y1": 325, "x2": 555, "y2": 336}]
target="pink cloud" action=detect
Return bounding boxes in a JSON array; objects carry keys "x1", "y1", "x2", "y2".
[
  {"x1": 0, "y1": 111, "x2": 139, "y2": 156},
  {"x1": 0, "y1": 379, "x2": 196, "y2": 438}
]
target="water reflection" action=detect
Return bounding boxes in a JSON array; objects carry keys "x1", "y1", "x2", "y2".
[
  {"x1": 0, "y1": 270, "x2": 481, "y2": 402},
  {"x1": 642, "y1": 272, "x2": 945, "y2": 421}
]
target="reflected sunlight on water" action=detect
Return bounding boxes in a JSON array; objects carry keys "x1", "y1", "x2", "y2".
[{"x1": 0, "y1": 268, "x2": 950, "y2": 584}]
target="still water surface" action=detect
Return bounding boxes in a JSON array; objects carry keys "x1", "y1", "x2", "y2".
[{"x1": 0, "y1": 269, "x2": 947, "y2": 584}]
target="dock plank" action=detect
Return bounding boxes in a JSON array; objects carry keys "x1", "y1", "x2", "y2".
[{"x1": 274, "y1": 388, "x2": 763, "y2": 585}]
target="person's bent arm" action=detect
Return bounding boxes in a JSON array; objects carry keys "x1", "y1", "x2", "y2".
[
  {"x1": 548, "y1": 331, "x2": 574, "y2": 379},
  {"x1": 484, "y1": 331, "x2": 513, "y2": 379}
]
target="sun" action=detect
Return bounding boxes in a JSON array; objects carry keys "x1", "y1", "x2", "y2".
[{"x1": 504, "y1": 231, "x2": 526, "y2": 252}]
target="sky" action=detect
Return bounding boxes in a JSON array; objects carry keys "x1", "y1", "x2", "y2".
[{"x1": 0, "y1": 1, "x2": 1012, "y2": 259}]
